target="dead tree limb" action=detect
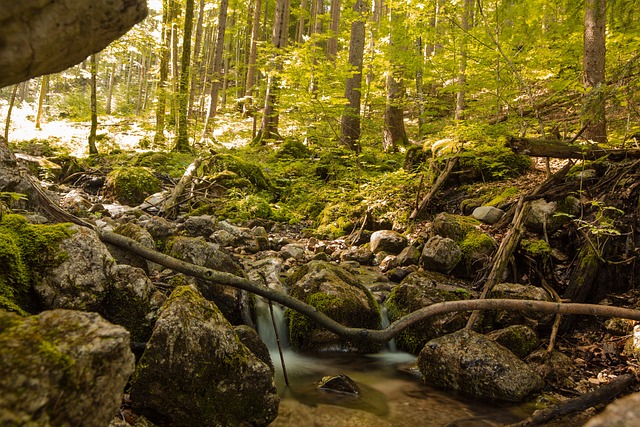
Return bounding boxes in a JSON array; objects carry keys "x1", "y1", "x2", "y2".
[
  {"x1": 508, "y1": 372, "x2": 637, "y2": 427},
  {"x1": 508, "y1": 136, "x2": 640, "y2": 160},
  {"x1": 160, "y1": 157, "x2": 202, "y2": 219},
  {"x1": 97, "y1": 230, "x2": 640, "y2": 342},
  {"x1": 410, "y1": 156, "x2": 458, "y2": 219}
]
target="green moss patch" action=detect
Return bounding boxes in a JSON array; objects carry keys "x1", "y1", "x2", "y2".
[
  {"x1": 0, "y1": 214, "x2": 74, "y2": 314},
  {"x1": 104, "y1": 166, "x2": 162, "y2": 206}
]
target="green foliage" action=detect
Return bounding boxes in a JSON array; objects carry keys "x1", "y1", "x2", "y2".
[
  {"x1": 204, "y1": 154, "x2": 272, "y2": 192},
  {"x1": 134, "y1": 151, "x2": 195, "y2": 179}
]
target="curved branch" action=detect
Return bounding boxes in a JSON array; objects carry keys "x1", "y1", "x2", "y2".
[{"x1": 99, "y1": 229, "x2": 640, "y2": 343}]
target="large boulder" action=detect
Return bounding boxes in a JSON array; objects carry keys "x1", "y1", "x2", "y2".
[
  {"x1": 287, "y1": 261, "x2": 382, "y2": 353},
  {"x1": 418, "y1": 330, "x2": 543, "y2": 401},
  {"x1": 0, "y1": 309, "x2": 135, "y2": 426},
  {"x1": 35, "y1": 225, "x2": 117, "y2": 311},
  {"x1": 385, "y1": 271, "x2": 472, "y2": 354},
  {"x1": 486, "y1": 283, "x2": 553, "y2": 329},
  {"x1": 369, "y1": 230, "x2": 407, "y2": 255},
  {"x1": 129, "y1": 285, "x2": 279, "y2": 426},
  {"x1": 0, "y1": 0, "x2": 148, "y2": 87},
  {"x1": 583, "y1": 391, "x2": 640, "y2": 427},
  {"x1": 167, "y1": 236, "x2": 246, "y2": 324}
]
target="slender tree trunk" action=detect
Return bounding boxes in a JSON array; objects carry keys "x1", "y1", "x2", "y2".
[
  {"x1": 455, "y1": 0, "x2": 472, "y2": 120},
  {"x1": 254, "y1": 0, "x2": 290, "y2": 144},
  {"x1": 327, "y1": 0, "x2": 341, "y2": 60},
  {"x1": 243, "y1": 0, "x2": 262, "y2": 117},
  {"x1": 135, "y1": 51, "x2": 146, "y2": 116},
  {"x1": 188, "y1": 0, "x2": 206, "y2": 120},
  {"x1": 583, "y1": 0, "x2": 607, "y2": 143},
  {"x1": 171, "y1": 17, "x2": 180, "y2": 130},
  {"x1": 202, "y1": 0, "x2": 230, "y2": 136},
  {"x1": 340, "y1": 0, "x2": 367, "y2": 152},
  {"x1": 154, "y1": 0, "x2": 173, "y2": 145},
  {"x1": 221, "y1": 7, "x2": 236, "y2": 108},
  {"x1": 415, "y1": 37, "x2": 426, "y2": 137},
  {"x1": 4, "y1": 85, "x2": 18, "y2": 141},
  {"x1": 173, "y1": 0, "x2": 195, "y2": 153},
  {"x1": 296, "y1": 0, "x2": 308, "y2": 43},
  {"x1": 383, "y1": 7, "x2": 408, "y2": 152},
  {"x1": 88, "y1": 54, "x2": 99, "y2": 155},
  {"x1": 35, "y1": 75, "x2": 49, "y2": 130},
  {"x1": 106, "y1": 61, "x2": 116, "y2": 115}
]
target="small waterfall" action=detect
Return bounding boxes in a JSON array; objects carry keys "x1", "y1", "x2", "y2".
[
  {"x1": 380, "y1": 306, "x2": 397, "y2": 352},
  {"x1": 255, "y1": 298, "x2": 290, "y2": 352}
]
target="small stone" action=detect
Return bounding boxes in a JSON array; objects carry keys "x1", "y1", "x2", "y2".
[
  {"x1": 471, "y1": 206, "x2": 505, "y2": 224},
  {"x1": 317, "y1": 374, "x2": 360, "y2": 395}
]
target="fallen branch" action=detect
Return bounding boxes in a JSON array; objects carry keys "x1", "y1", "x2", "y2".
[
  {"x1": 410, "y1": 156, "x2": 459, "y2": 219},
  {"x1": 161, "y1": 157, "x2": 202, "y2": 219},
  {"x1": 98, "y1": 230, "x2": 640, "y2": 342},
  {"x1": 508, "y1": 372, "x2": 637, "y2": 427},
  {"x1": 508, "y1": 136, "x2": 640, "y2": 160}
]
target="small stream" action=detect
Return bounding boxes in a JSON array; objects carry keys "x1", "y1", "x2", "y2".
[{"x1": 255, "y1": 300, "x2": 534, "y2": 427}]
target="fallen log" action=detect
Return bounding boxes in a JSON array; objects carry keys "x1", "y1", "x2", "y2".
[{"x1": 507, "y1": 136, "x2": 640, "y2": 160}]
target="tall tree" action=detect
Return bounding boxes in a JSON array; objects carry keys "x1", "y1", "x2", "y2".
[
  {"x1": 583, "y1": 0, "x2": 607, "y2": 143},
  {"x1": 88, "y1": 54, "x2": 99, "y2": 155},
  {"x1": 326, "y1": 0, "x2": 341, "y2": 60},
  {"x1": 383, "y1": 5, "x2": 408, "y2": 152},
  {"x1": 202, "y1": 0, "x2": 230, "y2": 137},
  {"x1": 255, "y1": 0, "x2": 290, "y2": 144},
  {"x1": 154, "y1": 0, "x2": 175, "y2": 145},
  {"x1": 35, "y1": 75, "x2": 49, "y2": 130},
  {"x1": 243, "y1": 0, "x2": 262, "y2": 118},
  {"x1": 173, "y1": 0, "x2": 196, "y2": 153},
  {"x1": 340, "y1": 0, "x2": 367, "y2": 152},
  {"x1": 455, "y1": 0, "x2": 472, "y2": 120}
]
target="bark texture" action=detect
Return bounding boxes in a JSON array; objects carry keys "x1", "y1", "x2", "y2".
[{"x1": 0, "y1": 0, "x2": 148, "y2": 87}]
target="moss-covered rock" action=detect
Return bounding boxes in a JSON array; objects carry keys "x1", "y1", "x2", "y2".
[
  {"x1": 418, "y1": 330, "x2": 543, "y2": 401},
  {"x1": 129, "y1": 285, "x2": 279, "y2": 426},
  {"x1": 0, "y1": 214, "x2": 74, "y2": 314},
  {"x1": 487, "y1": 325, "x2": 539, "y2": 359},
  {"x1": 385, "y1": 271, "x2": 472, "y2": 355},
  {"x1": 0, "y1": 309, "x2": 134, "y2": 426},
  {"x1": 286, "y1": 261, "x2": 382, "y2": 353},
  {"x1": 103, "y1": 166, "x2": 162, "y2": 206},
  {"x1": 107, "y1": 222, "x2": 161, "y2": 275},
  {"x1": 167, "y1": 236, "x2": 246, "y2": 324},
  {"x1": 204, "y1": 153, "x2": 272, "y2": 192},
  {"x1": 485, "y1": 283, "x2": 553, "y2": 329}
]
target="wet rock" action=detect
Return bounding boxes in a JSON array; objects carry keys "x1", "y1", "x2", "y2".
[
  {"x1": 181, "y1": 214, "x2": 217, "y2": 238},
  {"x1": 369, "y1": 230, "x2": 407, "y2": 255},
  {"x1": 107, "y1": 222, "x2": 162, "y2": 275},
  {"x1": 243, "y1": 256, "x2": 286, "y2": 294},
  {"x1": 167, "y1": 236, "x2": 246, "y2": 324},
  {"x1": 35, "y1": 225, "x2": 116, "y2": 310},
  {"x1": 234, "y1": 324, "x2": 274, "y2": 372},
  {"x1": 472, "y1": 206, "x2": 505, "y2": 225},
  {"x1": 0, "y1": 309, "x2": 135, "y2": 427},
  {"x1": 486, "y1": 283, "x2": 553, "y2": 329},
  {"x1": 487, "y1": 325, "x2": 539, "y2": 358},
  {"x1": 100, "y1": 264, "x2": 166, "y2": 342},
  {"x1": 396, "y1": 245, "x2": 421, "y2": 266},
  {"x1": 385, "y1": 271, "x2": 472, "y2": 354},
  {"x1": 287, "y1": 261, "x2": 382, "y2": 353},
  {"x1": 386, "y1": 265, "x2": 418, "y2": 283},
  {"x1": 418, "y1": 330, "x2": 544, "y2": 401},
  {"x1": 583, "y1": 391, "x2": 640, "y2": 427},
  {"x1": 129, "y1": 286, "x2": 279, "y2": 426},
  {"x1": 420, "y1": 236, "x2": 462, "y2": 274},
  {"x1": 317, "y1": 374, "x2": 360, "y2": 395}
]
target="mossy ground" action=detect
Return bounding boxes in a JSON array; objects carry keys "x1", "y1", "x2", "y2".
[
  {"x1": 104, "y1": 166, "x2": 162, "y2": 206},
  {"x1": 0, "y1": 214, "x2": 74, "y2": 315}
]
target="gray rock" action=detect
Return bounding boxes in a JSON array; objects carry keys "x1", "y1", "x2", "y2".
[
  {"x1": 129, "y1": 285, "x2": 279, "y2": 426},
  {"x1": 369, "y1": 230, "x2": 407, "y2": 255},
  {"x1": 182, "y1": 214, "x2": 217, "y2": 238},
  {"x1": 59, "y1": 189, "x2": 92, "y2": 216},
  {"x1": 472, "y1": 205, "x2": 505, "y2": 224},
  {"x1": 35, "y1": 225, "x2": 116, "y2": 310},
  {"x1": 168, "y1": 236, "x2": 245, "y2": 324},
  {"x1": 107, "y1": 222, "x2": 162, "y2": 275},
  {"x1": 280, "y1": 243, "x2": 306, "y2": 261},
  {"x1": 100, "y1": 264, "x2": 166, "y2": 342},
  {"x1": 287, "y1": 261, "x2": 382, "y2": 353},
  {"x1": 341, "y1": 245, "x2": 374, "y2": 265},
  {"x1": 396, "y1": 245, "x2": 421, "y2": 266},
  {"x1": 139, "y1": 215, "x2": 176, "y2": 249},
  {"x1": 486, "y1": 283, "x2": 553, "y2": 328},
  {"x1": 526, "y1": 197, "x2": 580, "y2": 234},
  {"x1": 0, "y1": 309, "x2": 135, "y2": 427},
  {"x1": 418, "y1": 330, "x2": 543, "y2": 401},
  {"x1": 420, "y1": 236, "x2": 462, "y2": 274},
  {"x1": 583, "y1": 391, "x2": 640, "y2": 427}
]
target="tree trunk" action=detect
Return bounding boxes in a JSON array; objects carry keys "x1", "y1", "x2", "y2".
[
  {"x1": 4, "y1": 85, "x2": 18, "y2": 141},
  {"x1": 35, "y1": 75, "x2": 49, "y2": 130},
  {"x1": 583, "y1": 0, "x2": 607, "y2": 143},
  {"x1": 383, "y1": 9, "x2": 408, "y2": 152},
  {"x1": 254, "y1": 0, "x2": 290, "y2": 144},
  {"x1": 105, "y1": 61, "x2": 116, "y2": 115},
  {"x1": 154, "y1": 0, "x2": 173, "y2": 145},
  {"x1": 243, "y1": 0, "x2": 262, "y2": 117},
  {"x1": 173, "y1": 0, "x2": 195, "y2": 153},
  {"x1": 455, "y1": 0, "x2": 472, "y2": 120},
  {"x1": 88, "y1": 54, "x2": 99, "y2": 155},
  {"x1": 296, "y1": 0, "x2": 308, "y2": 43},
  {"x1": 326, "y1": 0, "x2": 341, "y2": 60},
  {"x1": 202, "y1": 0, "x2": 230, "y2": 136},
  {"x1": 188, "y1": 0, "x2": 206, "y2": 120},
  {"x1": 340, "y1": 0, "x2": 367, "y2": 152}
]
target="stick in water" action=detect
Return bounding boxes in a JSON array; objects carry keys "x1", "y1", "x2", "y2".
[{"x1": 268, "y1": 299, "x2": 289, "y2": 387}]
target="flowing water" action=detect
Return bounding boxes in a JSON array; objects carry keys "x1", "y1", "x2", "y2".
[{"x1": 255, "y1": 300, "x2": 536, "y2": 427}]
